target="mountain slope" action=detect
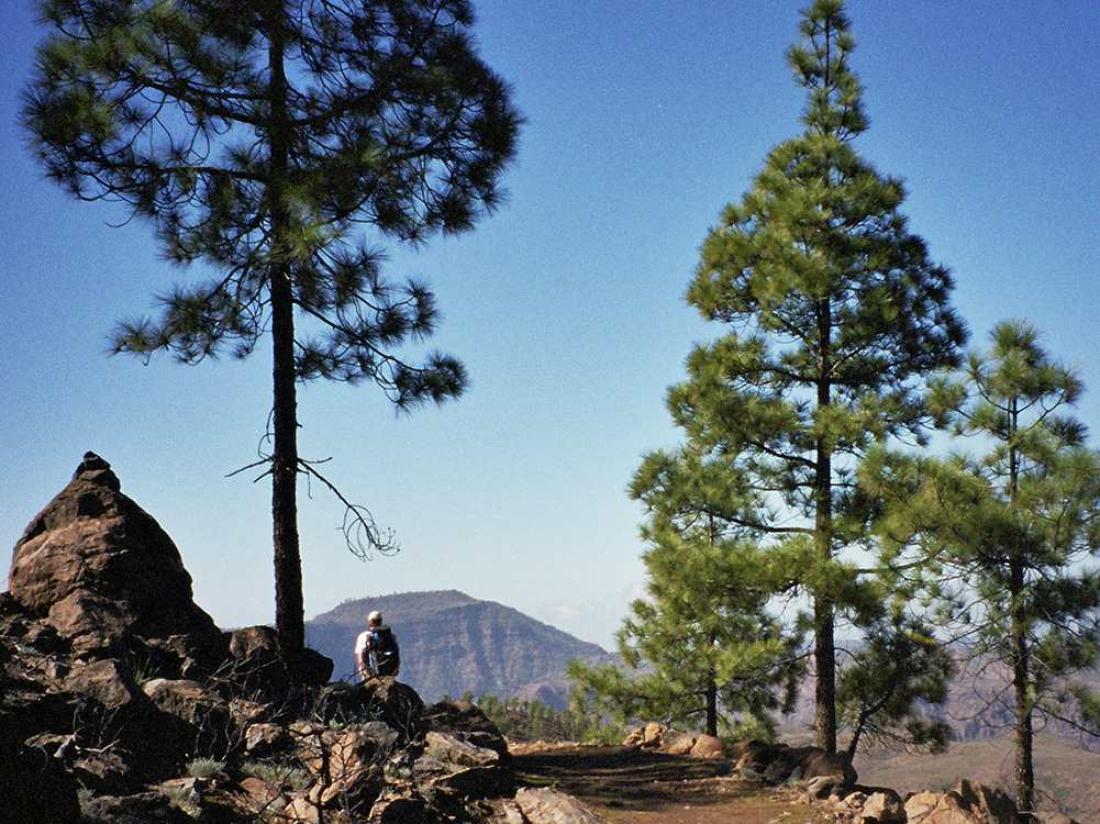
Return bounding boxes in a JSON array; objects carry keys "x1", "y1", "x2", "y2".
[{"x1": 306, "y1": 590, "x2": 615, "y2": 706}]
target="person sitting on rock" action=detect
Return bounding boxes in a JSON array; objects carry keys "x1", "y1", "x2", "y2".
[{"x1": 355, "y1": 610, "x2": 400, "y2": 680}]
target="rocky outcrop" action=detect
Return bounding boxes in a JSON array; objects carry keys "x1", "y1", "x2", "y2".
[
  {"x1": 1, "y1": 454, "x2": 597, "y2": 824},
  {"x1": 8, "y1": 453, "x2": 226, "y2": 668}
]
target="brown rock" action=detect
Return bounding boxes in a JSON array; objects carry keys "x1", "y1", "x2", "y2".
[
  {"x1": 284, "y1": 796, "x2": 322, "y2": 824},
  {"x1": 422, "y1": 699, "x2": 509, "y2": 757},
  {"x1": 65, "y1": 659, "x2": 142, "y2": 709},
  {"x1": 953, "y1": 779, "x2": 1018, "y2": 824},
  {"x1": 245, "y1": 721, "x2": 290, "y2": 756},
  {"x1": 312, "y1": 678, "x2": 425, "y2": 739},
  {"x1": 143, "y1": 677, "x2": 234, "y2": 756},
  {"x1": 688, "y1": 733, "x2": 724, "y2": 760},
  {"x1": 861, "y1": 791, "x2": 906, "y2": 823},
  {"x1": 663, "y1": 731, "x2": 697, "y2": 755},
  {"x1": 425, "y1": 730, "x2": 501, "y2": 768},
  {"x1": 905, "y1": 790, "x2": 983, "y2": 824},
  {"x1": 641, "y1": 721, "x2": 666, "y2": 747},
  {"x1": 7, "y1": 454, "x2": 225, "y2": 661},
  {"x1": 514, "y1": 787, "x2": 605, "y2": 823}
]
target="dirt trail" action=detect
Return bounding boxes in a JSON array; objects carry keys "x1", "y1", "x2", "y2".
[{"x1": 512, "y1": 746, "x2": 832, "y2": 824}]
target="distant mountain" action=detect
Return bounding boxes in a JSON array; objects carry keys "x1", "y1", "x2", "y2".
[{"x1": 305, "y1": 590, "x2": 615, "y2": 707}]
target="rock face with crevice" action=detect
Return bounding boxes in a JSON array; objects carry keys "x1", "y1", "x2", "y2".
[{"x1": 8, "y1": 452, "x2": 226, "y2": 665}]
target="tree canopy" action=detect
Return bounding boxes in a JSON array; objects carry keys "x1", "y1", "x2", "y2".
[{"x1": 25, "y1": 0, "x2": 520, "y2": 664}]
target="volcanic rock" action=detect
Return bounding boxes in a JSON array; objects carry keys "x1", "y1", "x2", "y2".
[{"x1": 8, "y1": 453, "x2": 226, "y2": 662}]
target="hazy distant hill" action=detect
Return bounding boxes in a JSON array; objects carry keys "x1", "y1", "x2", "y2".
[{"x1": 305, "y1": 590, "x2": 615, "y2": 707}]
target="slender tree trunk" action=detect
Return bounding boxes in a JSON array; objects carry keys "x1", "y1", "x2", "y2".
[
  {"x1": 705, "y1": 631, "x2": 718, "y2": 737},
  {"x1": 1010, "y1": 559, "x2": 1035, "y2": 812},
  {"x1": 1006, "y1": 401, "x2": 1034, "y2": 810},
  {"x1": 814, "y1": 299, "x2": 837, "y2": 755},
  {"x1": 267, "y1": 7, "x2": 304, "y2": 671}
]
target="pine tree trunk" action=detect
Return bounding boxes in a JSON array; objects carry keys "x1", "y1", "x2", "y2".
[
  {"x1": 1010, "y1": 559, "x2": 1035, "y2": 811},
  {"x1": 814, "y1": 301, "x2": 837, "y2": 756},
  {"x1": 705, "y1": 666, "x2": 718, "y2": 737},
  {"x1": 267, "y1": 8, "x2": 304, "y2": 672},
  {"x1": 1007, "y1": 402, "x2": 1033, "y2": 810}
]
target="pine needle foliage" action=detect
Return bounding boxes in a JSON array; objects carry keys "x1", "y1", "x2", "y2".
[
  {"x1": 675, "y1": 0, "x2": 966, "y2": 753},
  {"x1": 23, "y1": 0, "x2": 520, "y2": 665},
  {"x1": 863, "y1": 321, "x2": 1100, "y2": 811},
  {"x1": 570, "y1": 447, "x2": 803, "y2": 739}
]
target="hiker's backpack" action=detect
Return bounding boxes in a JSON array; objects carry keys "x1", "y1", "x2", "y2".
[{"x1": 370, "y1": 626, "x2": 400, "y2": 676}]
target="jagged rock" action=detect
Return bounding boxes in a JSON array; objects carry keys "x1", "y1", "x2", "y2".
[
  {"x1": 312, "y1": 678, "x2": 425, "y2": 739},
  {"x1": 293, "y1": 721, "x2": 397, "y2": 812},
  {"x1": 245, "y1": 721, "x2": 290, "y2": 756},
  {"x1": 514, "y1": 787, "x2": 604, "y2": 823},
  {"x1": 226, "y1": 625, "x2": 333, "y2": 693},
  {"x1": 486, "y1": 798, "x2": 528, "y2": 824},
  {"x1": 143, "y1": 677, "x2": 235, "y2": 757},
  {"x1": 7, "y1": 453, "x2": 226, "y2": 664},
  {"x1": 903, "y1": 783, "x2": 1020, "y2": 824},
  {"x1": 65, "y1": 658, "x2": 142, "y2": 709},
  {"x1": 422, "y1": 698, "x2": 509, "y2": 757},
  {"x1": 284, "y1": 796, "x2": 323, "y2": 824},
  {"x1": 953, "y1": 779, "x2": 1018, "y2": 824},
  {"x1": 425, "y1": 730, "x2": 502, "y2": 768},
  {"x1": 861, "y1": 790, "x2": 906, "y2": 823}
]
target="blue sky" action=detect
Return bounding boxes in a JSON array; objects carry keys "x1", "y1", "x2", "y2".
[{"x1": 1, "y1": 1, "x2": 1097, "y2": 649}]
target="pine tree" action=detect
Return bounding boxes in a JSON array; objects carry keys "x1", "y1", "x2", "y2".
[
  {"x1": 24, "y1": 0, "x2": 519, "y2": 670},
  {"x1": 864, "y1": 321, "x2": 1100, "y2": 811},
  {"x1": 569, "y1": 447, "x2": 802, "y2": 739},
  {"x1": 678, "y1": 0, "x2": 966, "y2": 753}
]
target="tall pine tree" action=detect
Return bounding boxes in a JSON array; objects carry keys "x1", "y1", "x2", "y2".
[
  {"x1": 24, "y1": 0, "x2": 519, "y2": 670},
  {"x1": 569, "y1": 446, "x2": 801, "y2": 738},
  {"x1": 678, "y1": 0, "x2": 966, "y2": 753},
  {"x1": 864, "y1": 321, "x2": 1100, "y2": 811}
]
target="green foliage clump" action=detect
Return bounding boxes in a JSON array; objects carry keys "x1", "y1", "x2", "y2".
[
  {"x1": 863, "y1": 320, "x2": 1100, "y2": 810},
  {"x1": 185, "y1": 757, "x2": 225, "y2": 780},
  {"x1": 24, "y1": 0, "x2": 520, "y2": 662}
]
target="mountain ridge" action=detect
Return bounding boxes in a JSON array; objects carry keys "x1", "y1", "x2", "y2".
[{"x1": 305, "y1": 589, "x2": 615, "y2": 707}]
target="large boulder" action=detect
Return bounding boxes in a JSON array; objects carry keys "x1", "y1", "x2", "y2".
[
  {"x1": 312, "y1": 678, "x2": 425, "y2": 739},
  {"x1": 514, "y1": 787, "x2": 604, "y2": 824},
  {"x1": 7, "y1": 453, "x2": 226, "y2": 664}
]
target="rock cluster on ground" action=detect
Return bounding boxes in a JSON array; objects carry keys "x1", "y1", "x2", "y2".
[
  {"x1": 622, "y1": 722, "x2": 1080, "y2": 824},
  {"x1": 1, "y1": 454, "x2": 603, "y2": 824}
]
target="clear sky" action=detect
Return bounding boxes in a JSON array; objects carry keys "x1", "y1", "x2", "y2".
[{"x1": 1, "y1": 2, "x2": 1097, "y2": 649}]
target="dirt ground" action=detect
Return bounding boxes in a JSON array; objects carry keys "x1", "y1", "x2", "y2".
[{"x1": 512, "y1": 746, "x2": 834, "y2": 824}]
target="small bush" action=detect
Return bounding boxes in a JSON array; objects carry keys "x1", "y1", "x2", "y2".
[{"x1": 185, "y1": 757, "x2": 225, "y2": 780}]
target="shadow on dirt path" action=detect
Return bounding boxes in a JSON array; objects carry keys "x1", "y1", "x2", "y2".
[{"x1": 513, "y1": 746, "x2": 830, "y2": 824}]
